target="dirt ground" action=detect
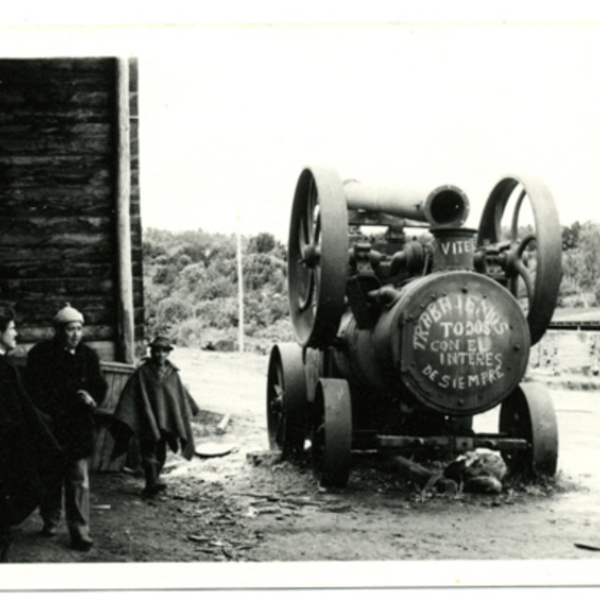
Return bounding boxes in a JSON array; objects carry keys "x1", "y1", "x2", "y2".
[{"x1": 5, "y1": 346, "x2": 600, "y2": 578}]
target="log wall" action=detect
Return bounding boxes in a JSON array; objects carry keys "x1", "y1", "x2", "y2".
[{"x1": 0, "y1": 58, "x2": 144, "y2": 361}]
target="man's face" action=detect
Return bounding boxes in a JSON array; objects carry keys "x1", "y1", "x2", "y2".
[
  {"x1": 63, "y1": 322, "x2": 83, "y2": 350},
  {"x1": 0, "y1": 320, "x2": 18, "y2": 352},
  {"x1": 151, "y1": 347, "x2": 171, "y2": 366}
]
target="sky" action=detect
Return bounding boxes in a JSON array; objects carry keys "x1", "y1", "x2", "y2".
[
  {"x1": 2, "y1": 7, "x2": 600, "y2": 244},
  {"x1": 136, "y1": 22, "x2": 600, "y2": 240}
]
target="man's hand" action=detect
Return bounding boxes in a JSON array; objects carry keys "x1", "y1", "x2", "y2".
[{"x1": 77, "y1": 390, "x2": 97, "y2": 409}]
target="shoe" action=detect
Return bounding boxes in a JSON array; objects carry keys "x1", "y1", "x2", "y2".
[
  {"x1": 71, "y1": 534, "x2": 93, "y2": 551},
  {"x1": 141, "y1": 482, "x2": 167, "y2": 498},
  {"x1": 41, "y1": 524, "x2": 58, "y2": 537}
]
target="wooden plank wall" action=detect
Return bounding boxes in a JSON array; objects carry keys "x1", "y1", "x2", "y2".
[
  {"x1": 0, "y1": 58, "x2": 144, "y2": 361},
  {"x1": 92, "y1": 361, "x2": 138, "y2": 472}
]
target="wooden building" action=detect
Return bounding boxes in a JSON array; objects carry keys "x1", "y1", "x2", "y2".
[{"x1": 0, "y1": 57, "x2": 144, "y2": 362}]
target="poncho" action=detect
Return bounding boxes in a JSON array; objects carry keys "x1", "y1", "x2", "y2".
[{"x1": 111, "y1": 359, "x2": 200, "y2": 461}]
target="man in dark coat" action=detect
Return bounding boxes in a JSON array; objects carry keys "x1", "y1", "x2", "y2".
[
  {"x1": 0, "y1": 307, "x2": 63, "y2": 562},
  {"x1": 111, "y1": 336, "x2": 200, "y2": 497},
  {"x1": 26, "y1": 304, "x2": 107, "y2": 551}
]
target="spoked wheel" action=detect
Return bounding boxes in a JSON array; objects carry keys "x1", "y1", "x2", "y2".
[
  {"x1": 311, "y1": 378, "x2": 352, "y2": 488},
  {"x1": 288, "y1": 166, "x2": 349, "y2": 348},
  {"x1": 499, "y1": 383, "x2": 558, "y2": 477},
  {"x1": 266, "y1": 344, "x2": 307, "y2": 458},
  {"x1": 476, "y1": 175, "x2": 562, "y2": 345}
]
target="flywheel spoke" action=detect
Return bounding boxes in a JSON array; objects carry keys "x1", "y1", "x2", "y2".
[{"x1": 513, "y1": 259, "x2": 534, "y2": 304}]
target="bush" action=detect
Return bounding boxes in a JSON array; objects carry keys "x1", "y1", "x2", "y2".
[
  {"x1": 168, "y1": 318, "x2": 203, "y2": 347},
  {"x1": 196, "y1": 297, "x2": 238, "y2": 329},
  {"x1": 157, "y1": 296, "x2": 194, "y2": 325},
  {"x1": 177, "y1": 254, "x2": 192, "y2": 269},
  {"x1": 248, "y1": 232, "x2": 277, "y2": 254},
  {"x1": 153, "y1": 264, "x2": 178, "y2": 286},
  {"x1": 178, "y1": 263, "x2": 207, "y2": 293}
]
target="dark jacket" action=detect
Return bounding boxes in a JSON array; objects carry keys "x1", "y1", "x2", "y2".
[
  {"x1": 26, "y1": 338, "x2": 108, "y2": 459},
  {"x1": 111, "y1": 359, "x2": 200, "y2": 461},
  {"x1": 0, "y1": 355, "x2": 63, "y2": 527}
]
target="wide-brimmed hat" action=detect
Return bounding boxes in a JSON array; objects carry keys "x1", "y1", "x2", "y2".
[
  {"x1": 148, "y1": 336, "x2": 174, "y2": 351},
  {"x1": 53, "y1": 303, "x2": 84, "y2": 326}
]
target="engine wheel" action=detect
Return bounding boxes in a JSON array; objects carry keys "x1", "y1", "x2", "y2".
[
  {"x1": 312, "y1": 378, "x2": 352, "y2": 487},
  {"x1": 288, "y1": 166, "x2": 349, "y2": 348},
  {"x1": 476, "y1": 175, "x2": 562, "y2": 345},
  {"x1": 266, "y1": 344, "x2": 307, "y2": 458},
  {"x1": 499, "y1": 382, "x2": 558, "y2": 477}
]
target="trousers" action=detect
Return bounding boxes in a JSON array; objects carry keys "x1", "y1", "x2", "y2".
[
  {"x1": 40, "y1": 457, "x2": 90, "y2": 541},
  {"x1": 140, "y1": 436, "x2": 167, "y2": 489}
]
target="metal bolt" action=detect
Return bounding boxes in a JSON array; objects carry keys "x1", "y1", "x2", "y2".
[
  {"x1": 457, "y1": 399, "x2": 465, "y2": 406},
  {"x1": 461, "y1": 287, "x2": 468, "y2": 293},
  {"x1": 514, "y1": 344, "x2": 521, "y2": 351}
]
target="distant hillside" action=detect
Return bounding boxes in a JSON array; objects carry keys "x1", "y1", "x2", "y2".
[
  {"x1": 141, "y1": 220, "x2": 600, "y2": 350},
  {"x1": 142, "y1": 228, "x2": 294, "y2": 352}
]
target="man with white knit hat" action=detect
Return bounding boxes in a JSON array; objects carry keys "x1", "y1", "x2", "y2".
[{"x1": 26, "y1": 303, "x2": 107, "y2": 551}]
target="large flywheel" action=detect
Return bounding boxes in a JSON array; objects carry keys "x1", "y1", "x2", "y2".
[
  {"x1": 288, "y1": 166, "x2": 349, "y2": 348},
  {"x1": 266, "y1": 344, "x2": 307, "y2": 458},
  {"x1": 476, "y1": 175, "x2": 562, "y2": 346}
]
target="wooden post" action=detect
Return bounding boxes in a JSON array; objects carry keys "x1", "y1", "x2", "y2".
[{"x1": 115, "y1": 58, "x2": 135, "y2": 364}]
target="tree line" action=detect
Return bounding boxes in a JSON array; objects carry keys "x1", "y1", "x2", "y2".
[
  {"x1": 560, "y1": 221, "x2": 600, "y2": 308},
  {"x1": 142, "y1": 221, "x2": 600, "y2": 351},
  {"x1": 143, "y1": 228, "x2": 293, "y2": 352}
]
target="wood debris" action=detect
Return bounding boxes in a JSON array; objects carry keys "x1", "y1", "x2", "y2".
[
  {"x1": 216, "y1": 413, "x2": 231, "y2": 434},
  {"x1": 391, "y1": 455, "x2": 442, "y2": 487},
  {"x1": 574, "y1": 542, "x2": 600, "y2": 552},
  {"x1": 187, "y1": 535, "x2": 210, "y2": 543}
]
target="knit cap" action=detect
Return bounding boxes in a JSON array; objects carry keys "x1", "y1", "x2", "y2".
[{"x1": 53, "y1": 303, "x2": 84, "y2": 325}]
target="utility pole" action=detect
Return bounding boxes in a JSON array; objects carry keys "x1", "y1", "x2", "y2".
[{"x1": 236, "y1": 205, "x2": 245, "y2": 352}]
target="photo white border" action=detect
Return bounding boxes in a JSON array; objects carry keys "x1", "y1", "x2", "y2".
[{"x1": 2, "y1": 1, "x2": 600, "y2": 593}]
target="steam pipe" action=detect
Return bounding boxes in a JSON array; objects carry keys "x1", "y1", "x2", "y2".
[{"x1": 343, "y1": 181, "x2": 470, "y2": 228}]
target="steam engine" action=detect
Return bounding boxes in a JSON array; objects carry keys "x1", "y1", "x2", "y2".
[{"x1": 267, "y1": 166, "x2": 562, "y2": 487}]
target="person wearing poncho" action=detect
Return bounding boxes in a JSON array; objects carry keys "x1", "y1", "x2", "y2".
[{"x1": 111, "y1": 336, "x2": 200, "y2": 497}]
